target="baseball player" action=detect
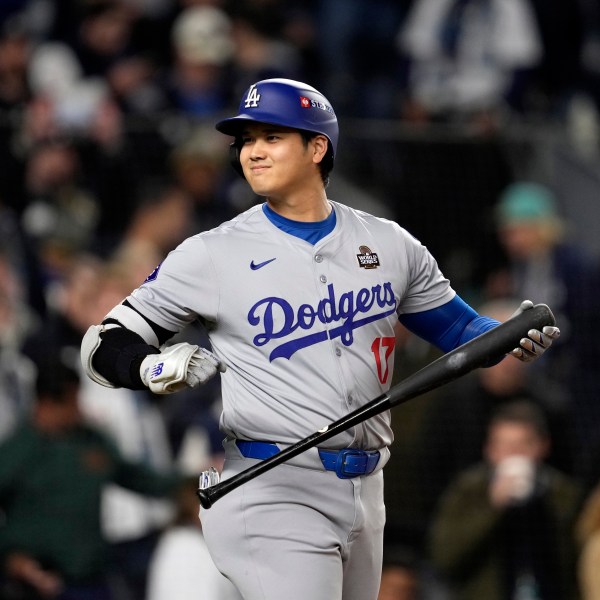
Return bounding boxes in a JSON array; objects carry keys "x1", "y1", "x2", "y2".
[{"x1": 80, "y1": 79, "x2": 560, "y2": 600}]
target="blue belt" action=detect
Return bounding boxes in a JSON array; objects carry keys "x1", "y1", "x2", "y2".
[{"x1": 235, "y1": 440, "x2": 380, "y2": 479}]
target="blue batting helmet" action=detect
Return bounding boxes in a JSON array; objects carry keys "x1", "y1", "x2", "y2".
[{"x1": 216, "y1": 78, "x2": 338, "y2": 173}]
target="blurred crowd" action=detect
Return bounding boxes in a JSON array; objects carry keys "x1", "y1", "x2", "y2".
[{"x1": 0, "y1": 0, "x2": 600, "y2": 599}]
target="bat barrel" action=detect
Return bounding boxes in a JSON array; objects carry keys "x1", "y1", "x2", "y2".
[{"x1": 388, "y1": 303, "x2": 555, "y2": 407}]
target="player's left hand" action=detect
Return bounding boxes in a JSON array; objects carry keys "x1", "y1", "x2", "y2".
[{"x1": 509, "y1": 300, "x2": 561, "y2": 362}]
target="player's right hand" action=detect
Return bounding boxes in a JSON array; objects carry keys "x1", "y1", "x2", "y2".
[
  {"x1": 508, "y1": 300, "x2": 561, "y2": 362},
  {"x1": 140, "y1": 342, "x2": 226, "y2": 394}
]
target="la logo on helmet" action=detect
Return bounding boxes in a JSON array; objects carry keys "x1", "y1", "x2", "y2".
[{"x1": 244, "y1": 84, "x2": 261, "y2": 108}]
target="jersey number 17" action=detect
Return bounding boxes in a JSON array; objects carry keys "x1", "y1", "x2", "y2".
[{"x1": 371, "y1": 337, "x2": 395, "y2": 384}]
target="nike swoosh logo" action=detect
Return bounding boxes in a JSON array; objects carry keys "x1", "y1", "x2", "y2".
[{"x1": 250, "y1": 258, "x2": 277, "y2": 270}]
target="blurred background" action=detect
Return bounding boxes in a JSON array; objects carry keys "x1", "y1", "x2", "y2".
[{"x1": 0, "y1": 1, "x2": 600, "y2": 599}]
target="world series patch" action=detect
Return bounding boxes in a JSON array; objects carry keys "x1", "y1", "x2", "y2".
[{"x1": 356, "y1": 246, "x2": 380, "y2": 269}]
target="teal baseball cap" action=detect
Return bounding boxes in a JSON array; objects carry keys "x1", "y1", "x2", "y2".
[{"x1": 496, "y1": 182, "x2": 558, "y2": 225}]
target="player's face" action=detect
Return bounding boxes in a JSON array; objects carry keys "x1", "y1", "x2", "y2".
[{"x1": 239, "y1": 124, "x2": 325, "y2": 199}]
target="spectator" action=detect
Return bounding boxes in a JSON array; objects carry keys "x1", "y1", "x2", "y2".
[
  {"x1": 80, "y1": 124, "x2": 156, "y2": 259},
  {"x1": 146, "y1": 478, "x2": 243, "y2": 600},
  {"x1": 117, "y1": 177, "x2": 195, "y2": 258},
  {"x1": 429, "y1": 400, "x2": 581, "y2": 600},
  {"x1": 23, "y1": 28, "x2": 173, "y2": 254},
  {"x1": 415, "y1": 298, "x2": 574, "y2": 530},
  {"x1": 77, "y1": 256, "x2": 180, "y2": 600},
  {"x1": 377, "y1": 545, "x2": 425, "y2": 600},
  {"x1": 0, "y1": 192, "x2": 46, "y2": 317},
  {"x1": 0, "y1": 251, "x2": 37, "y2": 444},
  {"x1": 164, "y1": 5, "x2": 235, "y2": 118},
  {"x1": 576, "y1": 481, "x2": 600, "y2": 600},
  {"x1": 578, "y1": 0, "x2": 600, "y2": 111},
  {"x1": 65, "y1": 1, "x2": 139, "y2": 81},
  {"x1": 26, "y1": 40, "x2": 110, "y2": 137},
  {"x1": 24, "y1": 39, "x2": 168, "y2": 256},
  {"x1": 397, "y1": 0, "x2": 543, "y2": 132},
  {"x1": 488, "y1": 181, "x2": 600, "y2": 481},
  {"x1": 22, "y1": 253, "x2": 104, "y2": 377},
  {"x1": 19, "y1": 138, "x2": 100, "y2": 285},
  {"x1": 0, "y1": 356, "x2": 186, "y2": 600},
  {"x1": 227, "y1": 2, "x2": 306, "y2": 100},
  {"x1": 21, "y1": 251, "x2": 184, "y2": 600},
  {"x1": 168, "y1": 124, "x2": 247, "y2": 230},
  {"x1": 314, "y1": 0, "x2": 408, "y2": 118},
  {"x1": 0, "y1": 15, "x2": 32, "y2": 111},
  {"x1": 527, "y1": 0, "x2": 583, "y2": 120}
]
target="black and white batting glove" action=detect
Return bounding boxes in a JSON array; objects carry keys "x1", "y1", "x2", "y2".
[
  {"x1": 140, "y1": 342, "x2": 226, "y2": 394},
  {"x1": 509, "y1": 300, "x2": 561, "y2": 363}
]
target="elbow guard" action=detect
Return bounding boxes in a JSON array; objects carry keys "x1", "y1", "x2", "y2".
[
  {"x1": 81, "y1": 302, "x2": 171, "y2": 389},
  {"x1": 81, "y1": 324, "x2": 120, "y2": 388},
  {"x1": 81, "y1": 323, "x2": 161, "y2": 389}
]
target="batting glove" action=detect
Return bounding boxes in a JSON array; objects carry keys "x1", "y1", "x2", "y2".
[
  {"x1": 140, "y1": 342, "x2": 226, "y2": 394},
  {"x1": 509, "y1": 300, "x2": 561, "y2": 362}
]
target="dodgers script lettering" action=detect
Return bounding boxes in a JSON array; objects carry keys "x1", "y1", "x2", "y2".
[{"x1": 248, "y1": 283, "x2": 397, "y2": 361}]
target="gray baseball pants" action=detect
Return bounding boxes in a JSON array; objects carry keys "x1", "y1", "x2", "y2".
[{"x1": 201, "y1": 441, "x2": 385, "y2": 600}]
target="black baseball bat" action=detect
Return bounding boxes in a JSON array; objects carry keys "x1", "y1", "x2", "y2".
[{"x1": 197, "y1": 303, "x2": 555, "y2": 509}]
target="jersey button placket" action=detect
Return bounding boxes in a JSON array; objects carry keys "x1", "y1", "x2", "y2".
[
  {"x1": 315, "y1": 254, "x2": 326, "y2": 284},
  {"x1": 314, "y1": 253, "x2": 347, "y2": 402}
]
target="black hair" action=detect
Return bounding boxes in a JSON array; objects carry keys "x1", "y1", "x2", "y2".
[
  {"x1": 488, "y1": 400, "x2": 550, "y2": 440},
  {"x1": 298, "y1": 130, "x2": 334, "y2": 187},
  {"x1": 35, "y1": 356, "x2": 80, "y2": 402}
]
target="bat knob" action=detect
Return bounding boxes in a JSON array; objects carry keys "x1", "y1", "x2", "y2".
[
  {"x1": 197, "y1": 488, "x2": 214, "y2": 509},
  {"x1": 197, "y1": 466, "x2": 220, "y2": 509}
]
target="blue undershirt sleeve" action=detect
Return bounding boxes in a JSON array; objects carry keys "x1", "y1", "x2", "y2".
[{"x1": 398, "y1": 295, "x2": 501, "y2": 353}]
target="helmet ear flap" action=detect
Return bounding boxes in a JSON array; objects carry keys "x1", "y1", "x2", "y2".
[{"x1": 229, "y1": 140, "x2": 245, "y2": 178}]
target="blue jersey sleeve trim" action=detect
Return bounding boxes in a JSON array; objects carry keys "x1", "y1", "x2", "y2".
[{"x1": 399, "y1": 295, "x2": 500, "y2": 353}]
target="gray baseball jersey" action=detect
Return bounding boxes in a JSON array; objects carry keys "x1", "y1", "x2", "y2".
[{"x1": 127, "y1": 200, "x2": 455, "y2": 452}]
